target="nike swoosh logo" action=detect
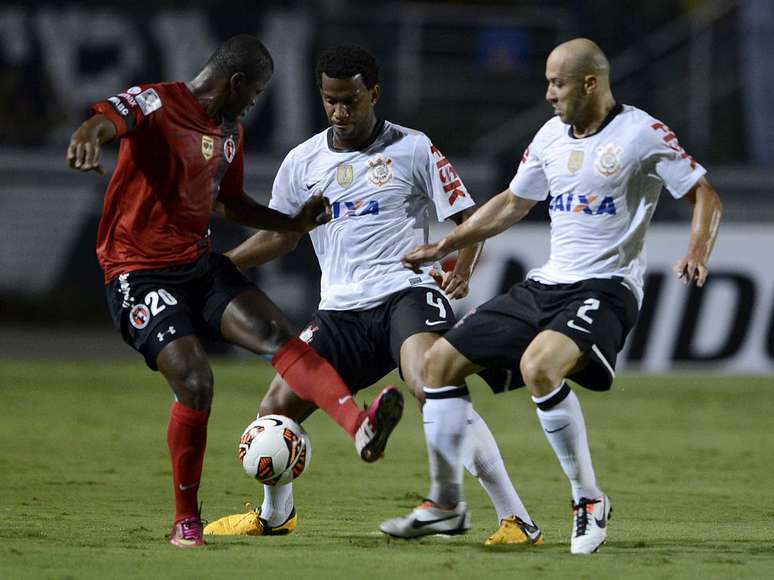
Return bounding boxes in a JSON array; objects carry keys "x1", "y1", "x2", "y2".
[
  {"x1": 595, "y1": 499, "x2": 608, "y2": 528},
  {"x1": 523, "y1": 523, "x2": 541, "y2": 535},
  {"x1": 338, "y1": 395, "x2": 352, "y2": 405},
  {"x1": 305, "y1": 182, "x2": 320, "y2": 190},
  {"x1": 566, "y1": 320, "x2": 591, "y2": 334},
  {"x1": 545, "y1": 423, "x2": 570, "y2": 434},
  {"x1": 178, "y1": 482, "x2": 198, "y2": 491},
  {"x1": 425, "y1": 320, "x2": 446, "y2": 326},
  {"x1": 410, "y1": 514, "x2": 459, "y2": 529}
]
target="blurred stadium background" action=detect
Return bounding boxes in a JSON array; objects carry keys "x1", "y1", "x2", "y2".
[{"x1": 0, "y1": 0, "x2": 772, "y2": 375}]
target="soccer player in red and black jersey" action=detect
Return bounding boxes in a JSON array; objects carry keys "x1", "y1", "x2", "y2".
[{"x1": 66, "y1": 35, "x2": 404, "y2": 549}]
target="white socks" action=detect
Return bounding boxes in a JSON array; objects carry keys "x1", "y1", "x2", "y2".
[
  {"x1": 465, "y1": 409, "x2": 533, "y2": 524},
  {"x1": 422, "y1": 385, "x2": 472, "y2": 508},
  {"x1": 260, "y1": 389, "x2": 533, "y2": 525},
  {"x1": 260, "y1": 482, "x2": 294, "y2": 527},
  {"x1": 533, "y1": 382, "x2": 601, "y2": 502}
]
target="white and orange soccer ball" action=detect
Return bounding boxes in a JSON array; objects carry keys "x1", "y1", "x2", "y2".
[{"x1": 238, "y1": 415, "x2": 311, "y2": 486}]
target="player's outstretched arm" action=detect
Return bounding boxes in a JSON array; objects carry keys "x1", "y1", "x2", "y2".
[
  {"x1": 438, "y1": 207, "x2": 484, "y2": 299},
  {"x1": 673, "y1": 176, "x2": 722, "y2": 287},
  {"x1": 222, "y1": 193, "x2": 332, "y2": 233},
  {"x1": 403, "y1": 189, "x2": 536, "y2": 273},
  {"x1": 66, "y1": 114, "x2": 117, "y2": 175},
  {"x1": 225, "y1": 230, "x2": 302, "y2": 270}
]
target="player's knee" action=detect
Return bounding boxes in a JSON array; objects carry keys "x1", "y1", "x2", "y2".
[
  {"x1": 520, "y1": 353, "x2": 557, "y2": 390},
  {"x1": 422, "y1": 341, "x2": 458, "y2": 387},
  {"x1": 176, "y1": 366, "x2": 214, "y2": 410}
]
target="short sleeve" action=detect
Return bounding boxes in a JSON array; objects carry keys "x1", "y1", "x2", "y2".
[
  {"x1": 640, "y1": 118, "x2": 706, "y2": 199},
  {"x1": 508, "y1": 139, "x2": 549, "y2": 201},
  {"x1": 268, "y1": 151, "x2": 303, "y2": 216},
  {"x1": 413, "y1": 135, "x2": 475, "y2": 221},
  {"x1": 90, "y1": 84, "x2": 161, "y2": 139},
  {"x1": 218, "y1": 128, "x2": 245, "y2": 201}
]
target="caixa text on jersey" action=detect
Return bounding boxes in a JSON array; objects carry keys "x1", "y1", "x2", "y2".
[
  {"x1": 549, "y1": 193, "x2": 616, "y2": 215},
  {"x1": 331, "y1": 200, "x2": 380, "y2": 219}
]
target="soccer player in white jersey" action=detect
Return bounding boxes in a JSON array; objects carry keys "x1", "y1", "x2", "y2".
[
  {"x1": 381, "y1": 38, "x2": 723, "y2": 554},
  {"x1": 205, "y1": 46, "x2": 542, "y2": 546}
]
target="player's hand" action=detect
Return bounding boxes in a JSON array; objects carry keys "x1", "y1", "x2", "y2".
[
  {"x1": 402, "y1": 243, "x2": 445, "y2": 274},
  {"x1": 439, "y1": 270, "x2": 471, "y2": 299},
  {"x1": 66, "y1": 128, "x2": 105, "y2": 175},
  {"x1": 673, "y1": 253, "x2": 709, "y2": 287},
  {"x1": 295, "y1": 194, "x2": 332, "y2": 232}
]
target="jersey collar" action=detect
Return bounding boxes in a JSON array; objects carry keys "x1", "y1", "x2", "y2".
[
  {"x1": 568, "y1": 103, "x2": 623, "y2": 139},
  {"x1": 326, "y1": 118, "x2": 385, "y2": 152}
]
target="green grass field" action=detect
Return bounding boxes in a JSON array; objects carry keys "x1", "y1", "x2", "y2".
[{"x1": 1, "y1": 359, "x2": 772, "y2": 579}]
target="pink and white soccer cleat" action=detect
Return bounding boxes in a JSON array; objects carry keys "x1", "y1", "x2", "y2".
[
  {"x1": 355, "y1": 385, "x2": 404, "y2": 462},
  {"x1": 169, "y1": 516, "x2": 205, "y2": 548}
]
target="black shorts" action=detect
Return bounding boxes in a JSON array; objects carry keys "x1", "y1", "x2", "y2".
[
  {"x1": 106, "y1": 253, "x2": 255, "y2": 370},
  {"x1": 446, "y1": 277, "x2": 639, "y2": 392},
  {"x1": 299, "y1": 287, "x2": 455, "y2": 393}
]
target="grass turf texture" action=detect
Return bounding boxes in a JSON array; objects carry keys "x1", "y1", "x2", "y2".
[{"x1": 1, "y1": 359, "x2": 772, "y2": 579}]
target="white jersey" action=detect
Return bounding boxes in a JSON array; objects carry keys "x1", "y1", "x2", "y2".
[
  {"x1": 510, "y1": 104, "x2": 706, "y2": 305},
  {"x1": 270, "y1": 120, "x2": 475, "y2": 310}
]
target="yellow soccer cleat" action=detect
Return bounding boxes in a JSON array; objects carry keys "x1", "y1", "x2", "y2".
[
  {"x1": 204, "y1": 503, "x2": 297, "y2": 536},
  {"x1": 485, "y1": 515, "x2": 544, "y2": 546}
]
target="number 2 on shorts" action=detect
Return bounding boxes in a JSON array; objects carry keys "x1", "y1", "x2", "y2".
[
  {"x1": 576, "y1": 298, "x2": 600, "y2": 324},
  {"x1": 567, "y1": 298, "x2": 600, "y2": 333}
]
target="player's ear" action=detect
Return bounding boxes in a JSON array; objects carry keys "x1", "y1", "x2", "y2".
[
  {"x1": 370, "y1": 84, "x2": 381, "y2": 106},
  {"x1": 230, "y1": 71, "x2": 247, "y2": 94},
  {"x1": 584, "y1": 74, "x2": 597, "y2": 94}
]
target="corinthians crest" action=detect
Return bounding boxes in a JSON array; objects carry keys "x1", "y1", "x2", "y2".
[
  {"x1": 594, "y1": 143, "x2": 623, "y2": 177},
  {"x1": 367, "y1": 156, "x2": 393, "y2": 187}
]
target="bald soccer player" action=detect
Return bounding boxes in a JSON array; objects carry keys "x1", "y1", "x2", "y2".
[{"x1": 380, "y1": 38, "x2": 722, "y2": 554}]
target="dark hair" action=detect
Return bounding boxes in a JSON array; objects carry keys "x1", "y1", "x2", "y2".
[
  {"x1": 315, "y1": 45, "x2": 379, "y2": 89},
  {"x1": 207, "y1": 34, "x2": 273, "y2": 83}
]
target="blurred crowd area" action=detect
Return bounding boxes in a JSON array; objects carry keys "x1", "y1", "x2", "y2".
[
  {"x1": 0, "y1": 0, "x2": 764, "y2": 166},
  {"x1": 1, "y1": 0, "x2": 773, "y2": 331}
]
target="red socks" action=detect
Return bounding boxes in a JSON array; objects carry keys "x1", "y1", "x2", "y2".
[
  {"x1": 272, "y1": 338, "x2": 364, "y2": 438},
  {"x1": 167, "y1": 402, "x2": 209, "y2": 522}
]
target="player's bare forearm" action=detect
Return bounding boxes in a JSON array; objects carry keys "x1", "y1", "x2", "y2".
[
  {"x1": 403, "y1": 190, "x2": 534, "y2": 273},
  {"x1": 67, "y1": 114, "x2": 116, "y2": 174},
  {"x1": 451, "y1": 208, "x2": 483, "y2": 275},
  {"x1": 222, "y1": 194, "x2": 331, "y2": 233},
  {"x1": 439, "y1": 190, "x2": 534, "y2": 255},
  {"x1": 674, "y1": 177, "x2": 722, "y2": 287},
  {"x1": 226, "y1": 230, "x2": 301, "y2": 269},
  {"x1": 437, "y1": 207, "x2": 483, "y2": 299}
]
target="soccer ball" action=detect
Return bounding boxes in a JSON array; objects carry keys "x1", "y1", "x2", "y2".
[{"x1": 238, "y1": 414, "x2": 312, "y2": 486}]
